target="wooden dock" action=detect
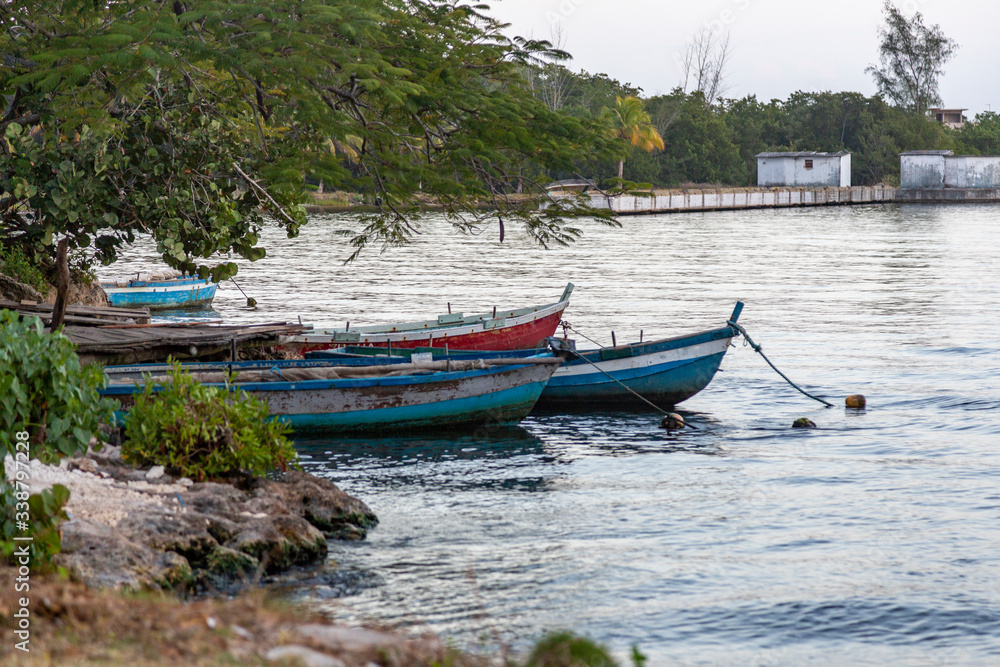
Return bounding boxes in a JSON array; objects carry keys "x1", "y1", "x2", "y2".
[
  {"x1": 65, "y1": 323, "x2": 308, "y2": 365},
  {"x1": 1, "y1": 299, "x2": 151, "y2": 326}
]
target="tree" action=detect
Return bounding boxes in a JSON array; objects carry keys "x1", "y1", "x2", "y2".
[
  {"x1": 678, "y1": 26, "x2": 732, "y2": 107},
  {"x1": 601, "y1": 96, "x2": 664, "y2": 180},
  {"x1": 955, "y1": 112, "x2": 1000, "y2": 156},
  {"x1": 866, "y1": 1, "x2": 958, "y2": 116},
  {"x1": 0, "y1": 1, "x2": 617, "y2": 277},
  {"x1": 655, "y1": 91, "x2": 744, "y2": 186}
]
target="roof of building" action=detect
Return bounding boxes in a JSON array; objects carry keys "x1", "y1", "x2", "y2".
[
  {"x1": 899, "y1": 150, "x2": 954, "y2": 156},
  {"x1": 927, "y1": 108, "x2": 967, "y2": 112},
  {"x1": 754, "y1": 151, "x2": 850, "y2": 158},
  {"x1": 545, "y1": 179, "x2": 598, "y2": 191}
]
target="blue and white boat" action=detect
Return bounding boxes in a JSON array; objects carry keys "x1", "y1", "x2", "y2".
[
  {"x1": 308, "y1": 302, "x2": 744, "y2": 411},
  {"x1": 101, "y1": 355, "x2": 562, "y2": 434},
  {"x1": 100, "y1": 271, "x2": 217, "y2": 310}
]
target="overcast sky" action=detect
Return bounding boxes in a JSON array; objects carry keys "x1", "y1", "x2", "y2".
[{"x1": 487, "y1": 0, "x2": 998, "y2": 116}]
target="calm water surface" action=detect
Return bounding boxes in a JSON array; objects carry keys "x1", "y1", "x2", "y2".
[{"x1": 101, "y1": 204, "x2": 1000, "y2": 665}]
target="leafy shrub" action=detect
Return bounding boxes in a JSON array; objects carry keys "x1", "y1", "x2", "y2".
[
  {"x1": 1, "y1": 481, "x2": 70, "y2": 572},
  {"x1": 0, "y1": 241, "x2": 49, "y2": 294},
  {"x1": 122, "y1": 363, "x2": 297, "y2": 480},
  {"x1": 0, "y1": 311, "x2": 114, "y2": 470},
  {"x1": 525, "y1": 631, "x2": 619, "y2": 667}
]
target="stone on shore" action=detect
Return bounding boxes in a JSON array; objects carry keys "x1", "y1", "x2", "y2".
[{"x1": 6, "y1": 454, "x2": 376, "y2": 591}]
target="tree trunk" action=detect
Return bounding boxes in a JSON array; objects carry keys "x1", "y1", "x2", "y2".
[
  {"x1": 49, "y1": 238, "x2": 70, "y2": 331},
  {"x1": 617, "y1": 160, "x2": 624, "y2": 180}
]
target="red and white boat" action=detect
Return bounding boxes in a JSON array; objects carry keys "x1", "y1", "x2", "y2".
[{"x1": 287, "y1": 284, "x2": 574, "y2": 354}]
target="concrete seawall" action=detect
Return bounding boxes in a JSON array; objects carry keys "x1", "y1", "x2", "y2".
[{"x1": 581, "y1": 186, "x2": 1000, "y2": 215}]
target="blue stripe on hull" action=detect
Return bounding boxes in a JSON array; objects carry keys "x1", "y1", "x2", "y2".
[
  {"x1": 105, "y1": 284, "x2": 217, "y2": 309},
  {"x1": 280, "y1": 380, "x2": 548, "y2": 434},
  {"x1": 536, "y1": 352, "x2": 727, "y2": 410}
]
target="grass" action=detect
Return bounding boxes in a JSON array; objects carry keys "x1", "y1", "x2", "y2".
[{"x1": 0, "y1": 569, "x2": 489, "y2": 666}]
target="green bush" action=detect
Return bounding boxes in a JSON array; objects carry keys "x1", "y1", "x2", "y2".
[
  {"x1": 122, "y1": 363, "x2": 297, "y2": 480},
  {"x1": 1, "y1": 481, "x2": 70, "y2": 572},
  {"x1": 0, "y1": 311, "x2": 114, "y2": 471},
  {"x1": 0, "y1": 242, "x2": 49, "y2": 294},
  {"x1": 525, "y1": 631, "x2": 619, "y2": 667}
]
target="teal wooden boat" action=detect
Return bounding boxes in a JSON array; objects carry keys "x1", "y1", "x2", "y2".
[
  {"x1": 100, "y1": 272, "x2": 217, "y2": 310},
  {"x1": 100, "y1": 356, "x2": 561, "y2": 434}
]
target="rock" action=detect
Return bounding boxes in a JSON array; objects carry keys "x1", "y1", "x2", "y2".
[
  {"x1": 206, "y1": 546, "x2": 259, "y2": 577},
  {"x1": 659, "y1": 413, "x2": 686, "y2": 430},
  {"x1": 224, "y1": 515, "x2": 327, "y2": 573},
  {"x1": 146, "y1": 465, "x2": 166, "y2": 480},
  {"x1": 43, "y1": 277, "x2": 108, "y2": 307},
  {"x1": 89, "y1": 444, "x2": 123, "y2": 463},
  {"x1": 67, "y1": 458, "x2": 98, "y2": 474},
  {"x1": 792, "y1": 417, "x2": 817, "y2": 428},
  {"x1": 49, "y1": 468, "x2": 374, "y2": 591},
  {"x1": 248, "y1": 471, "x2": 378, "y2": 540},
  {"x1": 296, "y1": 625, "x2": 400, "y2": 653},
  {"x1": 56, "y1": 519, "x2": 193, "y2": 590},
  {"x1": 265, "y1": 645, "x2": 345, "y2": 667},
  {"x1": 846, "y1": 394, "x2": 867, "y2": 409},
  {"x1": 295, "y1": 624, "x2": 451, "y2": 666},
  {"x1": 177, "y1": 477, "x2": 194, "y2": 488},
  {"x1": 119, "y1": 510, "x2": 220, "y2": 569}
]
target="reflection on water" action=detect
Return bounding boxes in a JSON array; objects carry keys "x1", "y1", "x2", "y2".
[{"x1": 102, "y1": 203, "x2": 1000, "y2": 665}]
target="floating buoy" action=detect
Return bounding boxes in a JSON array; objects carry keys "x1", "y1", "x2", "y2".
[
  {"x1": 845, "y1": 394, "x2": 866, "y2": 409},
  {"x1": 660, "y1": 413, "x2": 685, "y2": 430},
  {"x1": 247, "y1": 297, "x2": 257, "y2": 308},
  {"x1": 792, "y1": 417, "x2": 816, "y2": 428}
]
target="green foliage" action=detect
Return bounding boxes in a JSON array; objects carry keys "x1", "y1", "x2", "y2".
[
  {"x1": 524, "y1": 631, "x2": 618, "y2": 667},
  {"x1": 0, "y1": 241, "x2": 49, "y2": 294},
  {"x1": 0, "y1": 311, "x2": 114, "y2": 472},
  {"x1": 122, "y1": 363, "x2": 297, "y2": 481},
  {"x1": 1, "y1": 481, "x2": 71, "y2": 572},
  {"x1": 600, "y1": 96, "x2": 664, "y2": 179},
  {"x1": 654, "y1": 90, "x2": 745, "y2": 186},
  {"x1": 1, "y1": 1, "x2": 617, "y2": 269},
  {"x1": 956, "y1": 112, "x2": 1000, "y2": 156}
]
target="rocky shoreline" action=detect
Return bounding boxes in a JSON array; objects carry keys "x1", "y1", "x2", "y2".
[
  {"x1": 5, "y1": 445, "x2": 377, "y2": 593},
  {"x1": 1, "y1": 451, "x2": 510, "y2": 666}
]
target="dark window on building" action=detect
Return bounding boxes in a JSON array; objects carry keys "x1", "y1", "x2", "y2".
[
  {"x1": 804, "y1": 159, "x2": 813, "y2": 169},
  {"x1": 937, "y1": 114, "x2": 944, "y2": 121}
]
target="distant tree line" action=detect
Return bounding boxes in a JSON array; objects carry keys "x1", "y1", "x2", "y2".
[
  {"x1": 529, "y1": 62, "x2": 1000, "y2": 189},
  {"x1": 528, "y1": 1, "x2": 998, "y2": 190}
]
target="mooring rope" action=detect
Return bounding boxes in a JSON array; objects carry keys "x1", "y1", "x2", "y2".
[
  {"x1": 726, "y1": 320, "x2": 834, "y2": 408},
  {"x1": 558, "y1": 323, "x2": 697, "y2": 427},
  {"x1": 230, "y1": 277, "x2": 257, "y2": 307}
]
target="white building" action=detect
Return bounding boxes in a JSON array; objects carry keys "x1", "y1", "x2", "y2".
[
  {"x1": 900, "y1": 150, "x2": 1000, "y2": 189},
  {"x1": 928, "y1": 108, "x2": 967, "y2": 130},
  {"x1": 755, "y1": 151, "x2": 851, "y2": 188}
]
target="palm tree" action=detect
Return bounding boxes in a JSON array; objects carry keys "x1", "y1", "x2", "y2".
[{"x1": 601, "y1": 96, "x2": 665, "y2": 179}]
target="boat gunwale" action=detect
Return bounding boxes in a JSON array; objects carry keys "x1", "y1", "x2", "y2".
[
  {"x1": 100, "y1": 357, "x2": 558, "y2": 394},
  {"x1": 297, "y1": 298, "x2": 569, "y2": 340}
]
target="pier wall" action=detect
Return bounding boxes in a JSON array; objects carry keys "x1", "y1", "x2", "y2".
[{"x1": 586, "y1": 186, "x2": 899, "y2": 216}]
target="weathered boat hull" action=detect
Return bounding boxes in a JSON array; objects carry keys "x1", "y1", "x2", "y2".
[
  {"x1": 101, "y1": 277, "x2": 217, "y2": 310},
  {"x1": 101, "y1": 359, "x2": 557, "y2": 434},
  {"x1": 536, "y1": 331, "x2": 734, "y2": 410},
  {"x1": 288, "y1": 284, "x2": 573, "y2": 353}
]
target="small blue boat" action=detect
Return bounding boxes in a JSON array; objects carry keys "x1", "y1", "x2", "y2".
[
  {"x1": 101, "y1": 355, "x2": 562, "y2": 434},
  {"x1": 308, "y1": 302, "x2": 744, "y2": 410},
  {"x1": 100, "y1": 272, "x2": 217, "y2": 310}
]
